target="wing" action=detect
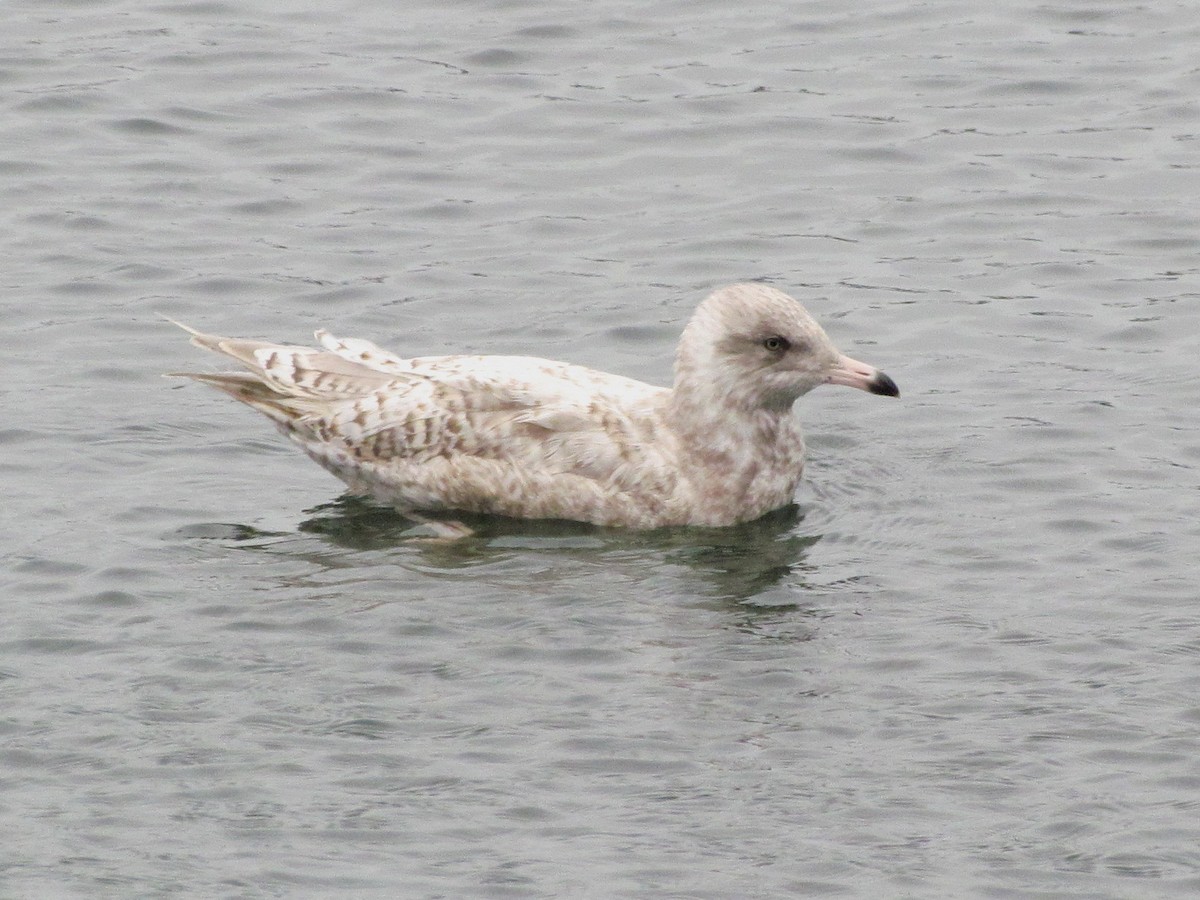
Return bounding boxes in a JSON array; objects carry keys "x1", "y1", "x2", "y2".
[
  {"x1": 318, "y1": 353, "x2": 676, "y2": 491},
  {"x1": 172, "y1": 324, "x2": 681, "y2": 518},
  {"x1": 346, "y1": 361, "x2": 684, "y2": 523}
]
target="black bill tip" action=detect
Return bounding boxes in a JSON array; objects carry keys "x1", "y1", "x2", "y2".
[{"x1": 869, "y1": 371, "x2": 900, "y2": 398}]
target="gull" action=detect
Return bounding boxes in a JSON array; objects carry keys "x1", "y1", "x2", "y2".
[{"x1": 169, "y1": 283, "x2": 898, "y2": 536}]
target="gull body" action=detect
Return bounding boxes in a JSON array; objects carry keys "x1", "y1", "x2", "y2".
[{"x1": 171, "y1": 284, "x2": 898, "y2": 533}]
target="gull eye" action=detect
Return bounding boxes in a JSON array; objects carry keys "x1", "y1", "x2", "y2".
[{"x1": 762, "y1": 335, "x2": 790, "y2": 353}]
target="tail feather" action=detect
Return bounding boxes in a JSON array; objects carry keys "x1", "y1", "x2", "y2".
[
  {"x1": 166, "y1": 370, "x2": 317, "y2": 428},
  {"x1": 165, "y1": 317, "x2": 405, "y2": 412},
  {"x1": 162, "y1": 317, "x2": 306, "y2": 372},
  {"x1": 315, "y1": 329, "x2": 412, "y2": 375},
  {"x1": 161, "y1": 317, "x2": 259, "y2": 363}
]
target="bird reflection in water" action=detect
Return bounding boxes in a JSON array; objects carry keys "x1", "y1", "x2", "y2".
[{"x1": 292, "y1": 496, "x2": 826, "y2": 610}]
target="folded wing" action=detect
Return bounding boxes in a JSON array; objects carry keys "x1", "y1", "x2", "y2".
[{"x1": 171, "y1": 325, "x2": 678, "y2": 517}]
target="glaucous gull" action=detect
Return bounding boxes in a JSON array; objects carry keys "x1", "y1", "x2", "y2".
[{"x1": 170, "y1": 284, "x2": 898, "y2": 535}]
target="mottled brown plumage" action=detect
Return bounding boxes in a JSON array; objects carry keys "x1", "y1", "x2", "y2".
[{"x1": 170, "y1": 284, "x2": 898, "y2": 535}]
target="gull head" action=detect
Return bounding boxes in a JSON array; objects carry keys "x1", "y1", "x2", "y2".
[{"x1": 674, "y1": 283, "x2": 899, "y2": 413}]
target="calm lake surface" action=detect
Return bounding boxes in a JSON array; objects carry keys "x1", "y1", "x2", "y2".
[{"x1": 4, "y1": 0, "x2": 1200, "y2": 896}]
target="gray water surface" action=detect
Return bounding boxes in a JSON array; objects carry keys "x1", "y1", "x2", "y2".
[{"x1": 4, "y1": 0, "x2": 1200, "y2": 896}]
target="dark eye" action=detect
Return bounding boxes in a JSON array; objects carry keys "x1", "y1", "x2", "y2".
[{"x1": 762, "y1": 336, "x2": 790, "y2": 353}]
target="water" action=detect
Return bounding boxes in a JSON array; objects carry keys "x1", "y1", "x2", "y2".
[{"x1": 4, "y1": 0, "x2": 1200, "y2": 895}]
